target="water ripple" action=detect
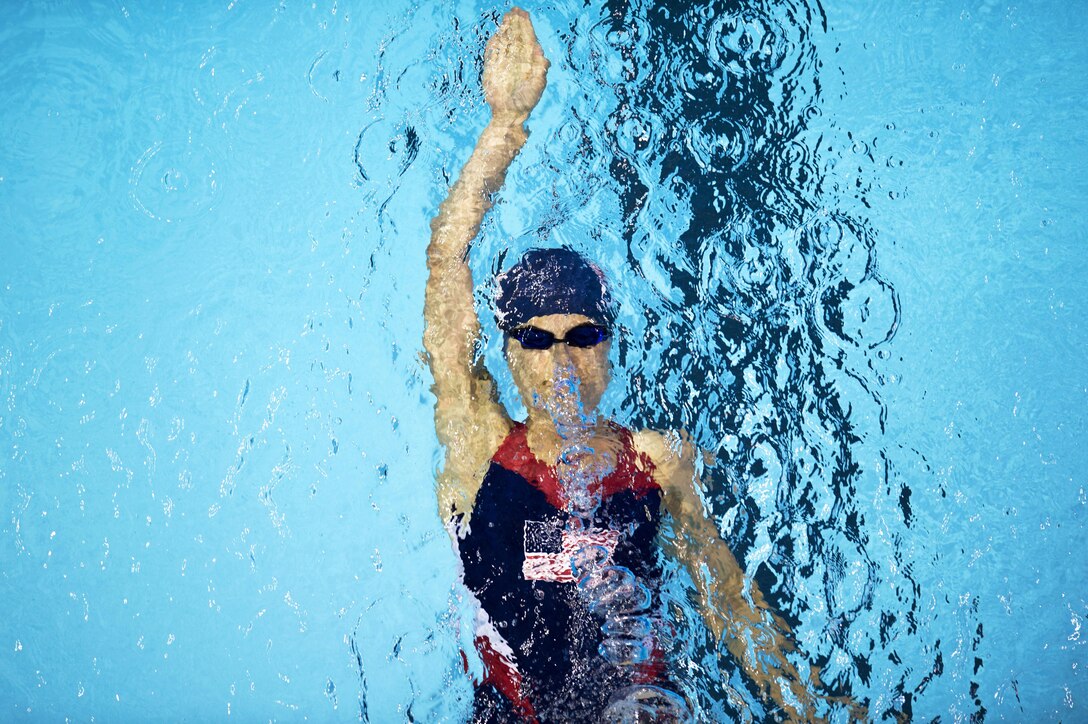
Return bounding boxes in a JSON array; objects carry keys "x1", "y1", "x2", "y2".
[
  {"x1": 129, "y1": 139, "x2": 221, "y2": 224},
  {"x1": 563, "y1": 0, "x2": 929, "y2": 717}
]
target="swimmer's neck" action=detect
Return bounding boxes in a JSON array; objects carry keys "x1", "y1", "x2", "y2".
[{"x1": 523, "y1": 413, "x2": 616, "y2": 464}]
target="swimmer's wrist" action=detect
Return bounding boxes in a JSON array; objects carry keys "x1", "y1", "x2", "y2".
[
  {"x1": 490, "y1": 109, "x2": 531, "y2": 128},
  {"x1": 483, "y1": 115, "x2": 529, "y2": 150}
]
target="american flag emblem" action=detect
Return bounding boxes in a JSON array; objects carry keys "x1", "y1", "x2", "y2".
[{"x1": 522, "y1": 520, "x2": 620, "y2": 583}]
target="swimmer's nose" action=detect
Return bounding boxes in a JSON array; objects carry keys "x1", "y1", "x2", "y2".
[
  {"x1": 550, "y1": 343, "x2": 577, "y2": 374},
  {"x1": 552, "y1": 339, "x2": 573, "y2": 359}
]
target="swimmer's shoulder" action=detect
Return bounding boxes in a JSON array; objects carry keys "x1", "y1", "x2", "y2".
[
  {"x1": 630, "y1": 428, "x2": 699, "y2": 494},
  {"x1": 437, "y1": 416, "x2": 515, "y2": 527},
  {"x1": 631, "y1": 428, "x2": 721, "y2": 525}
]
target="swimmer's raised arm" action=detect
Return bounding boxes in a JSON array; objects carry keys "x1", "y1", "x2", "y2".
[
  {"x1": 635, "y1": 430, "x2": 863, "y2": 722},
  {"x1": 424, "y1": 8, "x2": 549, "y2": 522}
]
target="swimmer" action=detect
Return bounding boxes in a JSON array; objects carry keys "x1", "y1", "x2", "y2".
[{"x1": 424, "y1": 8, "x2": 852, "y2": 722}]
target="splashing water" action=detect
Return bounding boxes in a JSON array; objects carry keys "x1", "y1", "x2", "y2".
[{"x1": 546, "y1": 365, "x2": 693, "y2": 721}]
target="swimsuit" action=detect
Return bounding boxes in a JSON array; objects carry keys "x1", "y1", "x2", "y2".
[{"x1": 454, "y1": 423, "x2": 666, "y2": 722}]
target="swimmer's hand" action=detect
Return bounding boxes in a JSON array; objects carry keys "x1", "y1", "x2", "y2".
[{"x1": 483, "y1": 8, "x2": 550, "y2": 123}]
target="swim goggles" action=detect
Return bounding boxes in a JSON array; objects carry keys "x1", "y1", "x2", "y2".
[{"x1": 508, "y1": 323, "x2": 611, "y2": 350}]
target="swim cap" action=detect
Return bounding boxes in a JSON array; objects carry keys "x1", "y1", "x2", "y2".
[{"x1": 494, "y1": 248, "x2": 614, "y2": 331}]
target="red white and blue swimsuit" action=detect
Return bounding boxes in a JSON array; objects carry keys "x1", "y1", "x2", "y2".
[{"x1": 454, "y1": 423, "x2": 666, "y2": 722}]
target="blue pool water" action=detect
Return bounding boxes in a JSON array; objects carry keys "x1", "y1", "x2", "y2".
[{"x1": 1, "y1": 0, "x2": 1085, "y2": 720}]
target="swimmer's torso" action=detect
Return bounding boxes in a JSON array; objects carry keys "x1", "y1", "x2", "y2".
[{"x1": 455, "y1": 422, "x2": 665, "y2": 721}]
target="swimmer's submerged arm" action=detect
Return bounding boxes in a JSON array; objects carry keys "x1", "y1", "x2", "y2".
[
  {"x1": 424, "y1": 8, "x2": 549, "y2": 521},
  {"x1": 636, "y1": 430, "x2": 840, "y2": 721}
]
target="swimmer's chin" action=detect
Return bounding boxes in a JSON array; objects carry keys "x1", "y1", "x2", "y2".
[{"x1": 525, "y1": 394, "x2": 598, "y2": 429}]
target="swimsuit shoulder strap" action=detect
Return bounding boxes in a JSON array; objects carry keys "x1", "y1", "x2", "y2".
[
  {"x1": 489, "y1": 422, "x2": 660, "y2": 507},
  {"x1": 604, "y1": 423, "x2": 662, "y2": 498}
]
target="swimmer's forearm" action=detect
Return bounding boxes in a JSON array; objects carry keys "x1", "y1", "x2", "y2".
[
  {"x1": 676, "y1": 522, "x2": 863, "y2": 720},
  {"x1": 677, "y1": 531, "x2": 820, "y2": 719},
  {"x1": 427, "y1": 115, "x2": 528, "y2": 261},
  {"x1": 662, "y1": 461, "x2": 821, "y2": 720},
  {"x1": 706, "y1": 556, "x2": 818, "y2": 719}
]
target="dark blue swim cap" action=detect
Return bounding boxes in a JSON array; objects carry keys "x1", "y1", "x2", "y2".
[{"x1": 494, "y1": 248, "x2": 614, "y2": 331}]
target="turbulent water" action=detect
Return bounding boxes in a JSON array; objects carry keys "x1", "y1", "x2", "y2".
[{"x1": 366, "y1": 0, "x2": 974, "y2": 719}]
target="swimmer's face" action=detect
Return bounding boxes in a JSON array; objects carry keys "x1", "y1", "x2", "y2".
[{"x1": 505, "y1": 313, "x2": 612, "y2": 425}]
